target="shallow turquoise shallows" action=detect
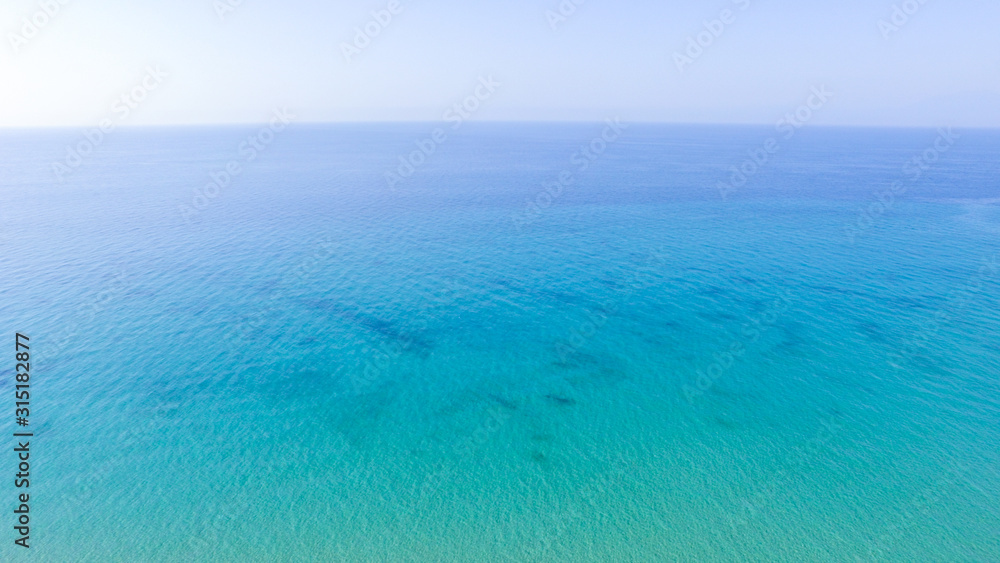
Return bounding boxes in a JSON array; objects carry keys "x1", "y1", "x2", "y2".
[{"x1": 0, "y1": 124, "x2": 998, "y2": 561}]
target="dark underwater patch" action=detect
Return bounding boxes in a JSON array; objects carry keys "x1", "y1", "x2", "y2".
[
  {"x1": 487, "y1": 393, "x2": 518, "y2": 410},
  {"x1": 302, "y1": 299, "x2": 434, "y2": 352},
  {"x1": 544, "y1": 394, "x2": 577, "y2": 407}
]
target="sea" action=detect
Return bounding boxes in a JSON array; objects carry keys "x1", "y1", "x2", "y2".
[{"x1": 0, "y1": 123, "x2": 997, "y2": 561}]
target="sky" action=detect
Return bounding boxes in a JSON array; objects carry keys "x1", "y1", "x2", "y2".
[{"x1": 1, "y1": 0, "x2": 998, "y2": 128}]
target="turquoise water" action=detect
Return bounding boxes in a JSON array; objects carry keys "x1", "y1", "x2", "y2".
[{"x1": 1, "y1": 124, "x2": 998, "y2": 561}]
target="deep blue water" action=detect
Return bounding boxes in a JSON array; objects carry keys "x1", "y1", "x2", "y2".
[{"x1": 0, "y1": 123, "x2": 998, "y2": 561}]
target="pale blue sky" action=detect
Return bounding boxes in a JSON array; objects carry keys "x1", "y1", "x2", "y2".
[{"x1": 1, "y1": 0, "x2": 998, "y2": 127}]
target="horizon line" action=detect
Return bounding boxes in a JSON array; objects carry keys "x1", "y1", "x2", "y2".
[{"x1": 1, "y1": 120, "x2": 998, "y2": 132}]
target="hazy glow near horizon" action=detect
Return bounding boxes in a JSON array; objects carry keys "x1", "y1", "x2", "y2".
[{"x1": 1, "y1": 0, "x2": 998, "y2": 128}]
